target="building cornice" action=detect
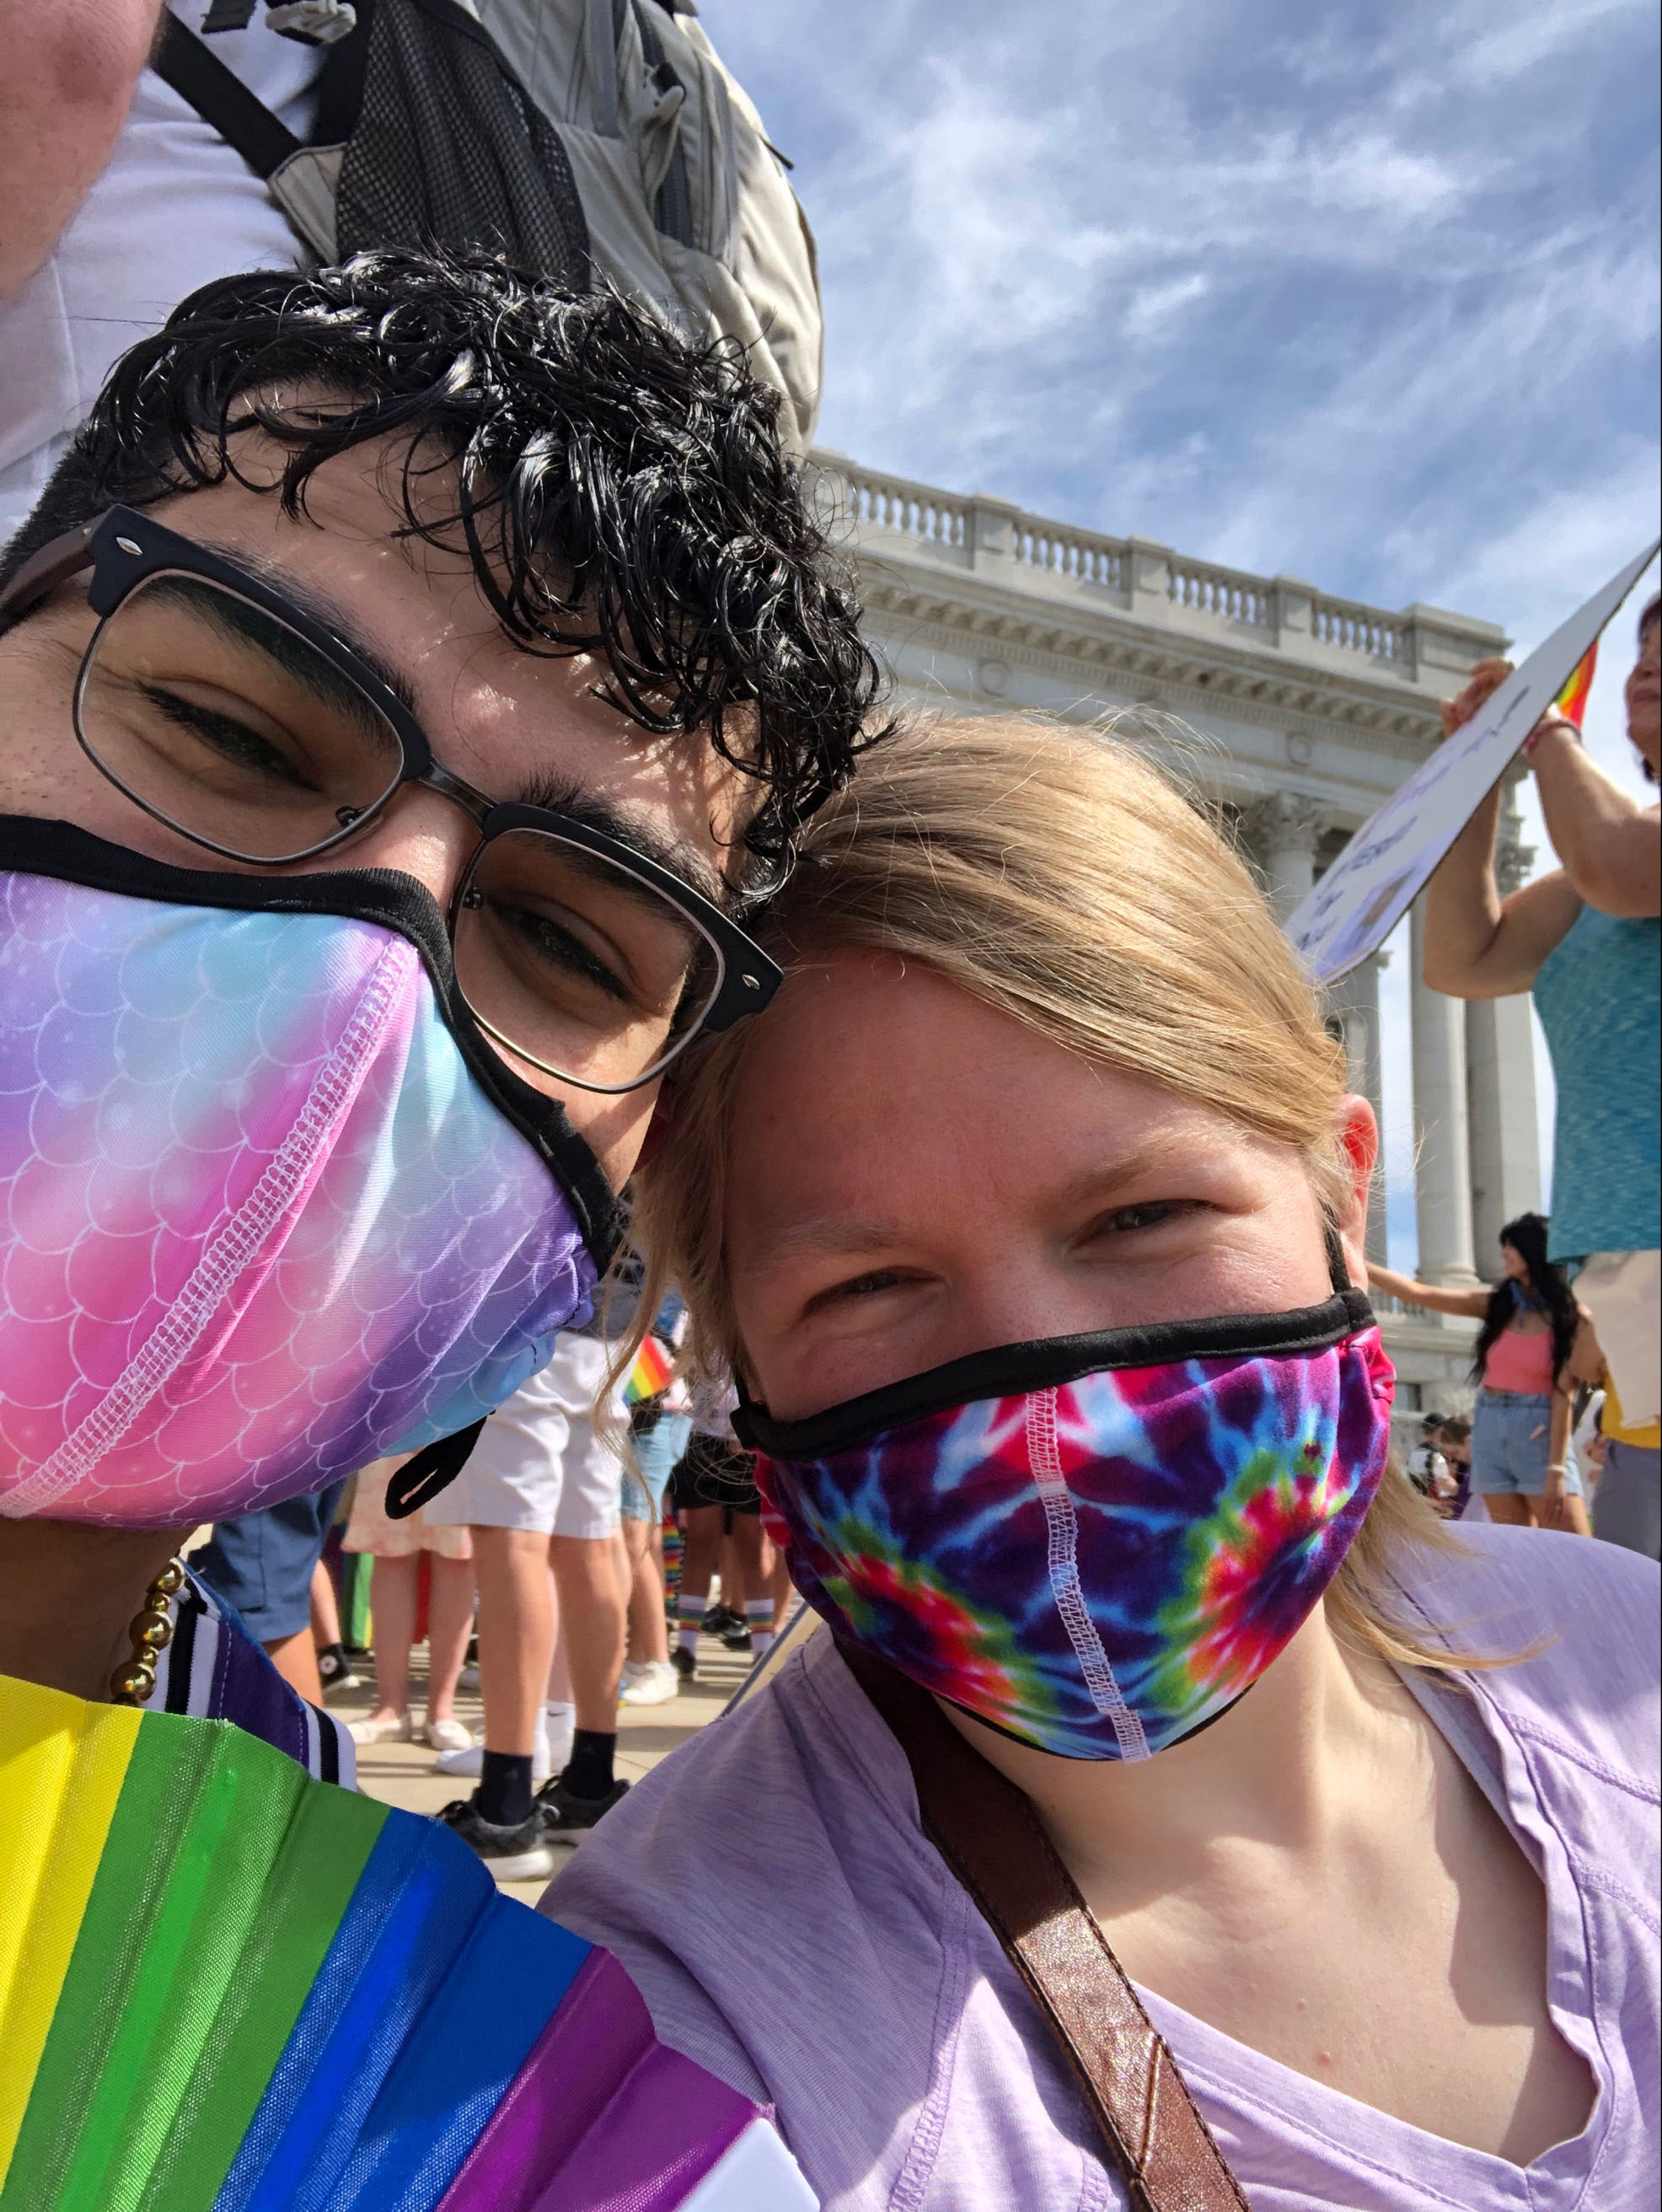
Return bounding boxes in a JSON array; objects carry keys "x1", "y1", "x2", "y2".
[
  {"x1": 857, "y1": 563, "x2": 1455, "y2": 763},
  {"x1": 812, "y1": 452, "x2": 1509, "y2": 774}
]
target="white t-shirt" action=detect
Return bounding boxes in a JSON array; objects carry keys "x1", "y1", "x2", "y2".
[{"x1": 0, "y1": 3, "x2": 324, "y2": 546}]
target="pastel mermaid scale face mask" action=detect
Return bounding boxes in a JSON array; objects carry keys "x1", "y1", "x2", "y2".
[
  {"x1": 740, "y1": 1289, "x2": 1396, "y2": 1760},
  {"x1": 0, "y1": 839, "x2": 617, "y2": 1526}
]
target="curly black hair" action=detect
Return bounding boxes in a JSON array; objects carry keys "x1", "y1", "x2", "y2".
[{"x1": 0, "y1": 250, "x2": 889, "y2": 877}]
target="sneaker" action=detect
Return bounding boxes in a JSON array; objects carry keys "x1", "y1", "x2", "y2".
[
  {"x1": 619, "y1": 1660, "x2": 679, "y2": 1706},
  {"x1": 670, "y1": 1646, "x2": 696, "y2": 1681},
  {"x1": 438, "y1": 1796, "x2": 555, "y2": 1882},
  {"x1": 423, "y1": 1716, "x2": 474, "y2": 1753},
  {"x1": 721, "y1": 1624, "x2": 753, "y2": 1655},
  {"x1": 536, "y1": 1774, "x2": 630, "y2": 1839},
  {"x1": 433, "y1": 1713, "x2": 552, "y2": 1782},
  {"x1": 347, "y1": 1710, "x2": 413, "y2": 1746},
  {"x1": 457, "y1": 1663, "x2": 480, "y2": 1693}
]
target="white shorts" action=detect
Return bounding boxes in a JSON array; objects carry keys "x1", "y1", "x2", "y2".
[
  {"x1": 1576, "y1": 1249, "x2": 1660, "y2": 1431},
  {"x1": 425, "y1": 1335, "x2": 627, "y2": 1540}
]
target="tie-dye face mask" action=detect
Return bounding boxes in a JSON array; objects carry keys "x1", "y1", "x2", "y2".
[
  {"x1": 738, "y1": 1280, "x2": 1395, "y2": 1760},
  {"x1": 0, "y1": 824, "x2": 620, "y2": 1527}
]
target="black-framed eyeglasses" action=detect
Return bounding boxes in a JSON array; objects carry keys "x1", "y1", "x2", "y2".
[{"x1": 0, "y1": 506, "x2": 781, "y2": 1095}]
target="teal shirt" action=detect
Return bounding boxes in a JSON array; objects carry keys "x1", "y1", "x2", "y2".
[{"x1": 1533, "y1": 904, "x2": 1661, "y2": 1260}]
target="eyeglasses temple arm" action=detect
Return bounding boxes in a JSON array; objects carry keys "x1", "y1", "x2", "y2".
[{"x1": 0, "y1": 519, "x2": 101, "y2": 631}]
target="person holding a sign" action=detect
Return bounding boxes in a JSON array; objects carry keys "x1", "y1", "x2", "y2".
[{"x1": 1422, "y1": 595, "x2": 1660, "y2": 1441}]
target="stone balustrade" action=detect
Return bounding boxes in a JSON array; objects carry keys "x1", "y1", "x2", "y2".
[{"x1": 809, "y1": 450, "x2": 1498, "y2": 688}]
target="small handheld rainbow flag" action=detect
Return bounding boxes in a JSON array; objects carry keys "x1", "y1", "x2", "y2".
[
  {"x1": 624, "y1": 1336, "x2": 676, "y2": 1407},
  {"x1": 1552, "y1": 641, "x2": 1597, "y2": 727},
  {"x1": 0, "y1": 1675, "x2": 814, "y2": 2211}
]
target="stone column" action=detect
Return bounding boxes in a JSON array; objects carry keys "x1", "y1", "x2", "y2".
[
  {"x1": 1409, "y1": 897, "x2": 1480, "y2": 1285},
  {"x1": 1465, "y1": 793, "x2": 1541, "y2": 1264},
  {"x1": 1255, "y1": 793, "x2": 1329, "y2": 921},
  {"x1": 1322, "y1": 951, "x2": 1388, "y2": 1263}
]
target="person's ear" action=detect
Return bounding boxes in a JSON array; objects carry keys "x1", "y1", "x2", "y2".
[{"x1": 1333, "y1": 1095, "x2": 1378, "y2": 1288}]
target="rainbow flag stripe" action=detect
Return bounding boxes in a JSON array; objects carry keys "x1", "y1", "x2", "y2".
[
  {"x1": 0, "y1": 1676, "x2": 813, "y2": 2211},
  {"x1": 624, "y1": 1337, "x2": 676, "y2": 1407},
  {"x1": 1553, "y1": 641, "x2": 1598, "y2": 727}
]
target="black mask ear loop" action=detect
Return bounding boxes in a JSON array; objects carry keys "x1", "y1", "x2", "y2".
[
  {"x1": 1323, "y1": 1221, "x2": 1353, "y2": 1296},
  {"x1": 386, "y1": 1419, "x2": 487, "y2": 1517}
]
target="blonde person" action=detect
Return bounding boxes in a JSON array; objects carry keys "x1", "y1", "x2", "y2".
[
  {"x1": 343, "y1": 1460, "x2": 475, "y2": 1753},
  {"x1": 547, "y1": 716, "x2": 1657, "y2": 2210},
  {"x1": 1368, "y1": 1214, "x2": 1595, "y2": 1535}
]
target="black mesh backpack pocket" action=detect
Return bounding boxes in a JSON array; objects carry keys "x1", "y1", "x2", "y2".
[{"x1": 333, "y1": 0, "x2": 590, "y2": 286}]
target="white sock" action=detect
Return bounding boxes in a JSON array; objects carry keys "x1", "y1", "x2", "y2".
[
  {"x1": 676, "y1": 1594, "x2": 704, "y2": 1656},
  {"x1": 744, "y1": 1599, "x2": 775, "y2": 1656}
]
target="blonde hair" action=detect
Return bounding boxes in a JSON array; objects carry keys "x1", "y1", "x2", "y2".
[{"x1": 626, "y1": 711, "x2": 1488, "y2": 1676}]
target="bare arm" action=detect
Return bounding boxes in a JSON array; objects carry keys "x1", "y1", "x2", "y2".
[
  {"x1": 1529, "y1": 718, "x2": 1662, "y2": 919},
  {"x1": 0, "y1": 0, "x2": 166, "y2": 297},
  {"x1": 1415, "y1": 658, "x2": 1588, "y2": 998},
  {"x1": 1565, "y1": 1310, "x2": 1606, "y2": 1388},
  {"x1": 1421, "y1": 782, "x2": 1584, "y2": 998},
  {"x1": 1365, "y1": 1262, "x2": 1491, "y2": 1318}
]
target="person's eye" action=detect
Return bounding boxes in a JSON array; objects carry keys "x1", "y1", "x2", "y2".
[
  {"x1": 1088, "y1": 1200, "x2": 1198, "y2": 1238},
  {"x1": 492, "y1": 898, "x2": 635, "y2": 1006},
  {"x1": 140, "y1": 685, "x2": 315, "y2": 789},
  {"x1": 802, "y1": 1267, "x2": 910, "y2": 1317}
]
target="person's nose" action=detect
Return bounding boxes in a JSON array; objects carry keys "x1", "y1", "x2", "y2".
[{"x1": 283, "y1": 781, "x2": 480, "y2": 910}]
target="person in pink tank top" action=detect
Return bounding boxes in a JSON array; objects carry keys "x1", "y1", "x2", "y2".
[{"x1": 1369, "y1": 1213, "x2": 1596, "y2": 1533}]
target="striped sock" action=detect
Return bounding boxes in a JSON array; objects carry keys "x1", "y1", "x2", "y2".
[
  {"x1": 744, "y1": 1599, "x2": 775, "y2": 1657},
  {"x1": 676, "y1": 1592, "x2": 704, "y2": 1656}
]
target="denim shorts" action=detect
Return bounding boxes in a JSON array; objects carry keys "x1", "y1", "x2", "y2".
[
  {"x1": 623, "y1": 1410, "x2": 692, "y2": 1522},
  {"x1": 1471, "y1": 1390, "x2": 1585, "y2": 1498},
  {"x1": 191, "y1": 1479, "x2": 346, "y2": 1641}
]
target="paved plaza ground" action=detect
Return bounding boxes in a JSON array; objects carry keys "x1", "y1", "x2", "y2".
[{"x1": 334, "y1": 1629, "x2": 756, "y2": 1907}]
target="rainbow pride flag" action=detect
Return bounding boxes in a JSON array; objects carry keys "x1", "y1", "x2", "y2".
[
  {"x1": 0, "y1": 1675, "x2": 813, "y2": 2211},
  {"x1": 1553, "y1": 641, "x2": 1598, "y2": 727},
  {"x1": 624, "y1": 1336, "x2": 676, "y2": 1407}
]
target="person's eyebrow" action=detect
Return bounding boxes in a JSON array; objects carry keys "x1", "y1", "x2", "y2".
[
  {"x1": 196, "y1": 541, "x2": 421, "y2": 721},
  {"x1": 514, "y1": 772, "x2": 731, "y2": 908},
  {"x1": 756, "y1": 1145, "x2": 1198, "y2": 1270}
]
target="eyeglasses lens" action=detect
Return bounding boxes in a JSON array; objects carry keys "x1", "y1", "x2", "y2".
[
  {"x1": 454, "y1": 827, "x2": 724, "y2": 1091},
  {"x1": 76, "y1": 572, "x2": 405, "y2": 862}
]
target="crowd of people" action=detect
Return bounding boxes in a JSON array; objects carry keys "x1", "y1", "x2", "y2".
[{"x1": 0, "y1": 8, "x2": 1657, "y2": 2211}]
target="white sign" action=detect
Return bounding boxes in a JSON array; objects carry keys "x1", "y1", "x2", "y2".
[{"x1": 1285, "y1": 540, "x2": 1660, "y2": 984}]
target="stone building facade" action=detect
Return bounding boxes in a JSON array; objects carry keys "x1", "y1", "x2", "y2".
[{"x1": 811, "y1": 451, "x2": 1542, "y2": 1417}]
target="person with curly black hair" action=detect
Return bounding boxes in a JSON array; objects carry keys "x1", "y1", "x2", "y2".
[{"x1": 0, "y1": 248, "x2": 887, "y2": 1857}]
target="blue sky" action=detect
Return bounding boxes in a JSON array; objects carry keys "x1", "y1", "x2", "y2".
[{"x1": 709, "y1": 0, "x2": 1660, "y2": 1268}]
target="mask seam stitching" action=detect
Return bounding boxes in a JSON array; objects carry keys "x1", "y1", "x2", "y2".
[
  {"x1": 1027, "y1": 1388, "x2": 1150, "y2": 1760},
  {"x1": 2, "y1": 937, "x2": 408, "y2": 1517}
]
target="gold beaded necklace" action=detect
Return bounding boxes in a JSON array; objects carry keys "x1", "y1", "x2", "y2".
[{"x1": 109, "y1": 1558, "x2": 187, "y2": 1706}]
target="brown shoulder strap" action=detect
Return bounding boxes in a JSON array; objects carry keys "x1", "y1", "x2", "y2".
[{"x1": 838, "y1": 1640, "x2": 1250, "y2": 2212}]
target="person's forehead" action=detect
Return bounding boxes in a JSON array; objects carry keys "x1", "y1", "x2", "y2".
[
  {"x1": 146, "y1": 454, "x2": 752, "y2": 885},
  {"x1": 725, "y1": 952, "x2": 1255, "y2": 1240}
]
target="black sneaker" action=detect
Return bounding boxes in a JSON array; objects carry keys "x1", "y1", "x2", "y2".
[
  {"x1": 721, "y1": 1624, "x2": 753, "y2": 1654},
  {"x1": 670, "y1": 1646, "x2": 696, "y2": 1679},
  {"x1": 536, "y1": 1774, "x2": 630, "y2": 1839},
  {"x1": 438, "y1": 1796, "x2": 555, "y2": 1882}
]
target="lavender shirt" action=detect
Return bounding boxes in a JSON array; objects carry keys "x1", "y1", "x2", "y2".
[{"x1": 547, "y1": 1523, "x2": 1659, "y2": 2209}]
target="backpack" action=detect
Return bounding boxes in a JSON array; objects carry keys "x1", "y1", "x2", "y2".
[{"x1": 153, "y1": 0, "x2": 823, "y2": 449}]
